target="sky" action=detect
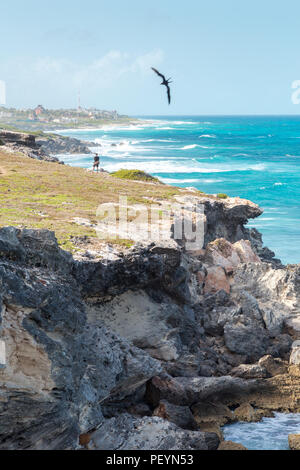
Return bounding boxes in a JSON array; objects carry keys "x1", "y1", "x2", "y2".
[{"x1": 1, "y1": 0, "x2": 300, "y2": 115}]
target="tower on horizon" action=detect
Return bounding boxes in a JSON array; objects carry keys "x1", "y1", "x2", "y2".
[{"x1": 77, "y1": 90, "x2": 82, "y2": 111}]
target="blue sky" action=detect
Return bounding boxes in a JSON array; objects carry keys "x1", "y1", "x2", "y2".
[{"x1": 1, "y1": 0, "x2": 300, "y2": 114}]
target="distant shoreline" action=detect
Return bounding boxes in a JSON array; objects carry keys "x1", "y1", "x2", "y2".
[{"x1": 51, "y1": 118, "x2": 151, "y2": 134}]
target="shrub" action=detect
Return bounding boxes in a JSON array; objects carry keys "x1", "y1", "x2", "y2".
[
  {"x1": 111, "y1": 169, "x2": 160, "y2": 183},
  {"x1": 217, "y1": 193, "x2": 228, "y2": 199}
]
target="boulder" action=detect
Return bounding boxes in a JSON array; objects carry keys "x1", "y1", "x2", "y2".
[
  {"x1": 192, "y1": 402, "x2": 233, "y2": 429},
  {"x1": 146, "y1": 375, "x2": 258, "y2": 407},
  {"x1": 224, "y1": 322, "x2": 270, "y2": 361},
  {"x1": 204, "y1": 266, "x2": 230, "y2": 294},
  {"x1": 85, "y1": 289, "x2": 198, "y2": 362},
  {"x1": 218, "y1": 440, "x2": 248, "y2": 450},
  {"x1": 233, "y1": 239, "x2": 261, "y2": 264},
  {"x1": 233, "y1": 403, "x2": 261, "y2": 422},
  {"x1": 258, "y1": 355, "x2": 288, "y2": 377},
  {"x1": 204, "y1": 238, "x2": 260, "y2": 274},
  {"x1": 290, "y1": 344, "x2": 300, "y2": 366},
  {"x1": 288, "y1": 434, "x2": 300, "y2": 450},
  {"x1": 231, "y1": 363, "x2": 269, "y2": 379},
  {"x1": 88, "y1": 414, "x2": 220, "y2": 450},
  {"x1": 153, "y1": 400, "x2": 198, "y2": 430},
  {"x1": 284, "y1": 316, "x2": 300, "y2": 339},
  {"x1": 204, "y1": 238, "x2": 241, "y2": 273}
]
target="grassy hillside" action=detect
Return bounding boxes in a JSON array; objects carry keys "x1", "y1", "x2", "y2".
[{"x1": 0, "y1": 150, "x2": 207, "y2": 252}]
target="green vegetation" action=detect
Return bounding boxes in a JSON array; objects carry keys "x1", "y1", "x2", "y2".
[
  {"x1": 0, "y1": 149, "x2": 207, "y2": 251},
  {"x1": 0, "y1": 106, "x2": 140, "y2": 132},
  {"x1": 0, "y1": 144, "x2": 225, "y2": 253},
  {"x1": 217, "y1": 193, "x2": 228, "y2": 199},
  {"x1": 111, "y1": 169, "x2": 161, "y2": 183}
]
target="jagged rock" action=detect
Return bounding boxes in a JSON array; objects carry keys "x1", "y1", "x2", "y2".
[
  {"x1": 218, "y1": 440, "x2": 248, "y2": 450},
  {"x1": 290, "y1": 343, "x2": 300, "y2": 366},
  {"x1": 0, "y1": 228, "x2": 164, "y2": 449},
  {"x1": 36, "y1": 136, "x2": 91, "y2": 155},
  {"x1": 245, "y1": 227, "x2": 281, "y2": 265},
  {"x1": 165, "y1": 352, "x2": 206, "y2": 378},
  {"x1": 232, "y1": 263, "x2": 300, "y2": 327},
  {"x1": 0, "y1": 130, "x2": 38, "y2": 148},
  {"x1": 233, "y1": 403, "x2": 261, "y2": 422},
  {"x1": 258, "y1": 355, "x2": 288, "y2": 376},
  {"x1": 234, "y1": 239, "x2": 261, "y2": 264},
  {"x1": 86, "y1": 289, "x2": 199, "y2": 362},
  {"x1": 146, "y1": 375, "x2": 258, "y2": 407},
  {"x1": 88, "y1": 414, "x2": 219, "y2": 450},
  {"x1": 224, "y1": 322, "x2": 270, "y2": 361},
  {"x1": 126, "y1": 403, "x2": 152, "y2": 417},
  {"x1": 231, "y1": 364, "x2": 269, "y2": 379},
  {"x1": 204, "y1": 238, "x2": 260, "y2": 274},
  {"x1": 267, "y1": 334, "x2": 293, "y2": 359},
  {"x1": 288, "y1": 434, "x2": 300, "y2": 450},
  {"x1": 153, "y1": 400, "x2": 198, "y2": 430},
  {"x1": 204, "y1": 238, "x2": 242, "y2": 273},
  {"x1": 203, "y1": 266, "x2": 230, "y2": 294},
  {"x1": 0, "y1": 184, "x2": 297, "y2": 452},
  {"x1": 201, "y1": 197, "x2": 263, "y2": 247},
  {"x1": 284, "y1": 316, "x2": 300, "y2": 339},
  {"x1": 192, "y1": 402, "x2": 234, "y2": 429},
  {"x1": 0, "y1": 129, "x2": 91, "y2": 162}
]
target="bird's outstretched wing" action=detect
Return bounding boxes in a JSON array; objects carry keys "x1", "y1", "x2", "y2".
[
  {"x1": 166, "y1": 85, "x2": 171, "y2": 105},
  {"x1": 151, "y1": 67, "x2": 166, "y2": 81}
]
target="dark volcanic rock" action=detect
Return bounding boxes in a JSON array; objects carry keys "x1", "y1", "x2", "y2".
[
  {"x1": 0, "y1": 228, "x2": 167, "y2": 450},
  {"x1": 36, "y1": 135, "x2": 92, "y2": 155},
  {"x1": 146, "y1": 375, "x2": 259, "y2": 407},
  {"x1": 153, "y1": 400, "x2": 198, "y2": 430}
]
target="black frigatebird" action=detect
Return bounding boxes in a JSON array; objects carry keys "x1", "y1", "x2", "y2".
[{"x1": 151, "y1": 67, "x2": 172, "y2": 104}]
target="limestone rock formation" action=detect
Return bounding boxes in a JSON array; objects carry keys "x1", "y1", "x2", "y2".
[
  {"x1": 288, "y1": 434, "x2": 300, "y2": 450},
  {"x1": 88, "y1": 414, "x2": 220, "y2": 450},
  {"x1": 0, "y1": 191, "x2": 299, "y2": 450}
]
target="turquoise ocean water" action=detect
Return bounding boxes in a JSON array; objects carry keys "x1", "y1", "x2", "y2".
[{"x1": 57, "y1": 115, "x2": 300, "y2": 265}]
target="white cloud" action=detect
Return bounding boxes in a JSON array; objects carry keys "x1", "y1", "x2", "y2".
[
  {"x1": 30, "y1": 49, "x2": 164, "y2": 89},
  {"x1": 3, "y1": 49, "x2": 164, "y2": 108}
]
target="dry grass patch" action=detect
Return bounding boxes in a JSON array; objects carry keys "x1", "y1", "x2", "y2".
[{"x1": 0, "y1": 150, "x2": 208, "y2": 251}]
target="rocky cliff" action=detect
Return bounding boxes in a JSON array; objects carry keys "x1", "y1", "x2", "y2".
[
  {"x1": 0, "y1": 194, "x2": 299, "y2": 450},
  {"x1": 0, "y1": 130, "x2": 91, "y2": 162}
]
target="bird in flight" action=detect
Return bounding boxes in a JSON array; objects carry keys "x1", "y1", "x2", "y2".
[{"x1": 151, "y1": 67, "x2": 172, "y2": 104}]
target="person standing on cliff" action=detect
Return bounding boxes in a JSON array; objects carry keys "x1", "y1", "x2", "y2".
[{"x1": 93, "y1": 153, "x2": 100, "y2": 172}]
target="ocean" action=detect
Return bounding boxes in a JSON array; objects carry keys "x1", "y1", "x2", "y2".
[{"x1": 56, "y1": 115, "x2": 300, "y2": 265}]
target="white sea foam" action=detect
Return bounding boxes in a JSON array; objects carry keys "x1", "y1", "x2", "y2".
[
  {"x1": 181, "y1": 144, "x2": 200, "y2": 150},
  {"x1": 93, "y1": 139, "x2": 153, "y2": 154},
  {"x1": 103, "y1": 160, "x2": 267, "y2": 174},
  {"x1": 202, "y1": 178, "x2": 224, "y2": 183},
  {"x1": 199, "y1": 134, "x2": 216, "y2": 138},
  {"x1": 171, "y1": 121, "x2": 198, "y2": 125},
  {"x1": 223, "y1": 412, "x2": 300, "y2": 450},
  {"x1": 159, "y1": 178, "x2": 201, "y2": 184}
]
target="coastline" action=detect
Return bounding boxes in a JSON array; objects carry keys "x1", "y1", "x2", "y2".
[
  {"x1": 51, "y1": 115, "x2": 300, "y2": 266},
  {"x1": 0, "y1": 130, "x2": 299, "y2": 450}
]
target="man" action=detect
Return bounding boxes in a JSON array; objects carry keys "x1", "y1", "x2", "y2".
[{"x1": 93, "y1": 153, "x2": 100, "y2": 172}]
